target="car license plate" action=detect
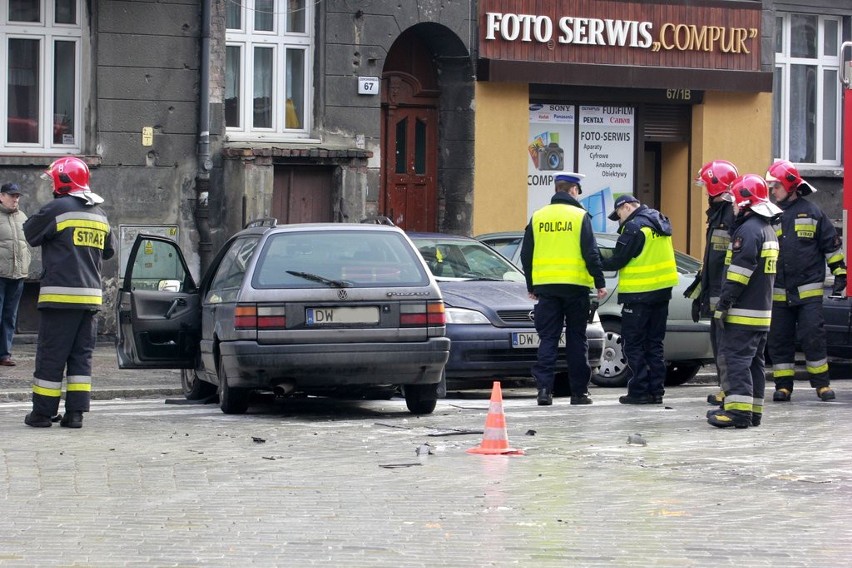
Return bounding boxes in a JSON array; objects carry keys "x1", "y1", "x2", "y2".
[
  {"x1": 511, "y1": 332, "x2": 566, "y2": 348},
  {"x1": 306, "y1": 306, "x2": 379, "y2": 325}
]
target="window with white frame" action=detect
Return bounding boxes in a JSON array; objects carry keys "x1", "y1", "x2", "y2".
[
  {"x1": 1, "y1": 0, "x2": 83, "y2": 153},
  {"x1": 225, "y1": 0, "x2": 312, "y2": 140},
  {"x1": 773, "y1": 13, "x2": 843, "y2": 166}
]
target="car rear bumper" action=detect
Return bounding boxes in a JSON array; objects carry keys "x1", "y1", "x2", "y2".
[
  {"x1": 443, "y1": 324, "x2": 604, "y2": 379},
  {"x1": 219, "y1": 338, "x2": 450, "y2": 388}
]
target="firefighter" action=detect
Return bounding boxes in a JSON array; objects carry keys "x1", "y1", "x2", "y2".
[
  {"x1": 602, "y1": 195, "x2": 679, "y2": 405},
  {"x1": 765, "y1": 160, "x2": 847, "y2": 402},
  {"x1": 520, "y1": 172, "x2": 607, "y2": 406},
  {"x1": 23, "y1": 157, "x2": 115, "y2": 429},
  {"x1": 690, "y1": 160, "x2": 738, "y2": 406},
  {"x1": 708, "y1": 174, "x2": 781, "y2": 429}
]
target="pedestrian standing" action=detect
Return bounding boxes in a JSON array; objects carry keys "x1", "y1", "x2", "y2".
[
  {"x1": 520, "y1": 172, "x2": 607, "y2": 406},
  {"x1": 602, "y1": 195, "x2": 678, "y2": 405},
  {"x1": 0, "y1": 182, "x2": 31, "y2": 367},
  {"x1": 765, "y1": 160, "x2": 846, "y2": 402},
  {"x1": 23, "y1": 157, "x2": 115, "y2": 429},
  {"x1": 708, "y1": 174, "x2": 780, "y2": 428},
  {"x1": 690, "y1": 160, "x2": 738, "y2": 405}
]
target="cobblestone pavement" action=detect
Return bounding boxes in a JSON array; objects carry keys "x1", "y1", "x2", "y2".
[{"x1": 1, "y1": 381, "x2": 851, "y2": 567}]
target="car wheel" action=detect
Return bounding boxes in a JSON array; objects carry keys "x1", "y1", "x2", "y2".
[
  {"x1": 665, "y1": 363, "x2": 702, "y2": 387},
  {"x1": 181, "y1": 368, "x2": 217, "y2": 400},
  {"x1": 592, "y1": 320, "x2": 631, "y2": 388},
  {"x1": 218, "y1": 356, "x2": 250, "y2": 415},
  {"x1": 403, "y1": 383, "x2": 438, "y2": 415}
]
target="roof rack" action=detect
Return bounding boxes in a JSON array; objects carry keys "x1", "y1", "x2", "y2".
[
  {"x1": 360, "y1": 215, "x2": 395, "y2": 226},
  {"x1": 244, "y1": 217, "x2": 278, "y2": 229}
]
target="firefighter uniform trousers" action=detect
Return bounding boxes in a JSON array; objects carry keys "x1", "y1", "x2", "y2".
[
  {"x1": 717, "y1": 325, "x2": 767, "y2": 419},
  {"x1": 532, "y1": 292, "x2": 591, "y2": 395},
  {"x1": 32, "y1": 309, "x2": 96, "y2": 417},
  {"x1": 768, "y1": 302, "x2": 829, "y2": 390}
]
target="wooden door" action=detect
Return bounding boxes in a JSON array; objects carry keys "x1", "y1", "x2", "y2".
[
  {"x1": 272, "y1": 166, "x2": 333, "y2": 224},
  {"x1": 383, "y1": 104, "x2": 438, "y2": 231}
]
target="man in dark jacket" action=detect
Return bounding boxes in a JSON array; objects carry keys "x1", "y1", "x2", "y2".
[
  {"x1": 23, "y1": 157, "x2": 115, "y2": 429},
  {"x1": 708, "y1": 174, "x2": 780, "y2": 428},
  {"x1": 691, "y1": 160, "x2": 738, "y2": 405},
  {"x1": 765, "y1": 160, "x2": 846, "y2": 402},
  {"x1": 520, "y1": 172, "x2": 607, "y2": 406},
  {"x1": 602, "y1": 195, "x2": 678, "y2": 405}
]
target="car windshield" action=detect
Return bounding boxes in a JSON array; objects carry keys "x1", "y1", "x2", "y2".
[
  {"x1": 252, "y1": 230, "x2": 430, "y2": 288},
  {"x1": 411, "y1": 237, "x2": 526, "y2": 283}
]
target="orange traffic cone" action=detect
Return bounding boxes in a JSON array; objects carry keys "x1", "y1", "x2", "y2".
[{"x1": 467, "y1": 381, "x2": 524, "y2": 456}]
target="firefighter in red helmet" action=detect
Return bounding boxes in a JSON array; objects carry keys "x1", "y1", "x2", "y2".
[
  {"x1": 765, "y1": 160, "x2": 847, "y2": 403},
  {"x1": 22, "y1": 157, "x2": 115, "y2": 429},
  {"x1": 691, "y1": 160, "x2": 738, "y2": 406},
  {"x1": 708, "y1": 174, "x2": 780, "y2": 429}
]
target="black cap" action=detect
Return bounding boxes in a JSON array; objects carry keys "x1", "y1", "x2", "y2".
[
  {"x1": 608, "y1": 194, "x2": 640, "y2": 221},
  {"x1": 0, "y1": 183, "x2": 22, "y2": 195}
]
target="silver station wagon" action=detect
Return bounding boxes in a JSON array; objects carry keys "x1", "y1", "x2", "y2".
[{"x1": 116, "y1": 221, "x2": 451, "y2": 415}]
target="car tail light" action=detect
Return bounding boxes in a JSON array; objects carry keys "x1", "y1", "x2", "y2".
[
  {"x1": 234, "y1": 304, "x2": 257, "y2": 329},
  {"x1": 257, "y1": 306, "x2": 286, "y2": 329},
  {"x1": 400, "y1": 301, "x2": 445, "y2": 326}
]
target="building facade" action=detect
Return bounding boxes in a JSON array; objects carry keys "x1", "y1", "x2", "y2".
[{"x1": 0, "y1": 0, "x2": 848, "y2": 335}]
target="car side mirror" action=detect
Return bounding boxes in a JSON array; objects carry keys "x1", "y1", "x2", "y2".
[{"x1": 158, "y1": 279, "x2": 181, "y2": 293}]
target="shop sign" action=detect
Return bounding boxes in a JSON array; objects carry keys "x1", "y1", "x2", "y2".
[{"x1": 480, "y1": 0, "x2": 762, "y2": 72}]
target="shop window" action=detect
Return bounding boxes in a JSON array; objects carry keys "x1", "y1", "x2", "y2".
[
  {"x1": 773, "y1": 13, "x2": 842, "y2": 166},
  {"x1": 1, "y1": 0, "x2": 82, "y2": 154},
  {"x1": 225, "y1": 0, "x2": 313, "y2": 140}
]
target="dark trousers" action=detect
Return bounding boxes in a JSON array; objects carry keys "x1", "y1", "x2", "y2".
[
  {"x1": 531, "y1": 292, "x2": 591, "y2": 395},
  {"x1": 717, "y1": 325, "x2": 767, "y2": 418},
  {"x1": 622, "y1": 301, "x2": 668, "y2": 398},
  {"x1": 768, "y1": 302, "x2": 829, "y2": 390},
  {"x1": 32, "y1": 309, "x2": 97, "y2": 417},
  {"x1": 0, "y1": 277, "x2": 24, "y2": 360}
]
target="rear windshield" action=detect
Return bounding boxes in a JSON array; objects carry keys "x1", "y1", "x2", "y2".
[{"x1": 252, "y1": 230, "x2": 430, "y2": 288}]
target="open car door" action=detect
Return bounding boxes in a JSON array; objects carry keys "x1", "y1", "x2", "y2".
[{"x1": 116, "y1": 235, "x2": 200, "y2": 368}]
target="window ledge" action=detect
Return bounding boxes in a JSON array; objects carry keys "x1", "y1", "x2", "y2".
[
  {"x1": 795, "y1": 165, "x2": 844, "y2": 178},
  {"x1": 0, "y1": 154, "x2": 102, "y2": 167}
]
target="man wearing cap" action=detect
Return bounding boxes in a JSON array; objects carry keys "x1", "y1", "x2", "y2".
[
  {"x1": 0, "y1": 183, "x2": 31, "y2": 367},
  {"x1": 764, "y1": 160, "x2": 846, "y2": 403},
  {"x1": 520, "y1": 172, "x2": 607, "y2": 406},
  {"x1": 602, "y1": 195, "x2": 678, "y2": 405}
]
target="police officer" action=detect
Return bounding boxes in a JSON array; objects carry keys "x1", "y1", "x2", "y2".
[
  {"x1": 765, "y1": 160, "x2": 846, "y2": 402},
  {"x1": 690, "y1": 160, "x2": 738, "y2": 405},
  {"x1": 602, "y1": 195, "x2": 678, "y2": 405},
  {"x1": 520, "y1": 172, "x2": 607, "y2": 406},
  {"x1": 708, "y1": 174, "x2": 780, "y2": 428},
  {"x1": 23, "y1": 156, "x2": 115, "y2": 429}
]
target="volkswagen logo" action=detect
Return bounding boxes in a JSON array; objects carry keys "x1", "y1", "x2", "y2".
[
  {"x1": 338, "y1": 289, "x2": 348, "y2": 300},
  {"x1": 528, "y1": 310, "x2": 535, "y2": 322}
]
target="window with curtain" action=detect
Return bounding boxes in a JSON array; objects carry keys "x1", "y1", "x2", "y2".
[
  {"x1": 226, "y1": 0, "x2": 313, "y2": 139},
  {"x1": 2, "y1": 0, "x2": 82, "y2": 153},
  {"x1": 773, "y1": 13, "x2": 843, "y2": 166}
]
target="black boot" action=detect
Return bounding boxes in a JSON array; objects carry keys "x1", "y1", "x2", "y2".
[
  {"x1": 706, "y1": 409, "x2": 750, "y2": 429},
  {"x1": 60, "y1": 411, "x2": 84, "y2": 429},
  {"x1": 25, "y1": 412, "x2": 52, "y2": 428},
  {"x1": 536, "y1": 388, "x2": 552, "y2": 406},
  {"x1": 619, "y1": 393, "x2": 655, "y2": 405}
]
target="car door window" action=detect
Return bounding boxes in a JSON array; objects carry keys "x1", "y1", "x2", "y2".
[
  {"x1": 129, "y1": 239, "x2": 188, "y2": 291},
  {"x1": 206, "y1": 237, "x2": 259, "y2": 304}
]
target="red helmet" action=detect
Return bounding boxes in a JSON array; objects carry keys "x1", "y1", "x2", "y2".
[
  {"x1": 764, "y1": 159, "x2": 815, "y2": 195},
  {"x1": 43, "y1": 156, "x2": 90, "y2": 196},
  {"x1": 728, "y1": 174, "x2": 770, "y2": 209},
  {"x1": 695, "y1": 160, "x2": 738, "y2": 197}
]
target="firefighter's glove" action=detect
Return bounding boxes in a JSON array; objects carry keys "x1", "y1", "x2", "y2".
[
  {"x1": 831, "y1": 275, "x2": 847, "y2": 297},
  {"x1": 691, "y1": 298, "x2": 701, "y2": 323},
  {"x1": 683, "y1": 272, "x2": 701, "y2": 299}
]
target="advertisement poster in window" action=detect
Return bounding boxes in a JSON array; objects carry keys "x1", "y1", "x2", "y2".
[
  {"x1": 527, "y1": 104, "x2": 576, "y2": 217},
  {"x1": 577, "y1": 106, "x2": 635, "y2": 232}
]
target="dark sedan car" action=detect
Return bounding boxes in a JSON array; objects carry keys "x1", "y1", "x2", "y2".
[{"x1": 409, "y1": 233, "x2": 605, "y2": 394}]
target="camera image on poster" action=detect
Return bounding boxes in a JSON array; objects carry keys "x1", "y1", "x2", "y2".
[{"x1": 527, "y1": 105, "x2": 576, "y2": 217}]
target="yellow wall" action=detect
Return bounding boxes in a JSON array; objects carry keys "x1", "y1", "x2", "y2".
[
  {"x1": 688, "y1": 91, "x2": 773, "y2": 257},
  {"x1": 659, "y1": 142, "x2": 690, "y2": 253},
  {"x1": 472, "y1": 82, "x2": 530, "y2": 236}
]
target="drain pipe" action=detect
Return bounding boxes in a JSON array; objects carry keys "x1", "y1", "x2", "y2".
[{"x1": 195, "y1": 0, "x2": 213, "y2": 273}]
